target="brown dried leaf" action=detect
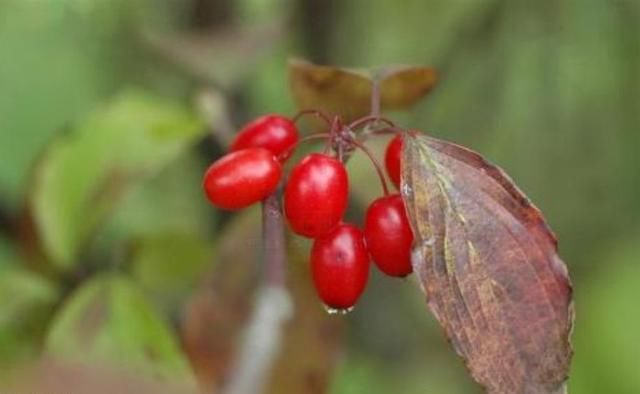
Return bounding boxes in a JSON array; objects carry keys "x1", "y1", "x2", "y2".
[
  {"x1": 378, "y1": 66, "x2": 439, "y2": 109},
  {"x1": 288, "y1": 59, "x2": 437, "y2": 123},
  {"x1": 401, "y1": 133, "x2": 573, "y2": 394}
]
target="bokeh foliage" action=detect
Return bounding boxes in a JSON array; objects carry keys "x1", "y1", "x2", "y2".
[{"x1": 0, "y1": 0, "x2": 638, "y2": 393}]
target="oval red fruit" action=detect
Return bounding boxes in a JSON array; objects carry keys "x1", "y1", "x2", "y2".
[
  {"x1": 311, "y1": 223, "x2": 370, "y2": 310},
  {"x1": 231, "y1": 114, "x2": 299, "y2": 160},
  {"x1": 364, "y1": 194, "x2": 414, "y2": 277},
  {"x1": 385, "y1": 135, "x2": 403, "y2": 188},
  {"x1": 203, "y1": 148, "x2": 281, "y2": 210},
  {"x1": 284, "y1": 153, "x2": 348, "y2": 238}
]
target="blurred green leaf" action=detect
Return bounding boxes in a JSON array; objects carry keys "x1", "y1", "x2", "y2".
[
  {"x1": 145, "y1": 23, "x2": 285, "y2": 89},
  {"x1": 30, "y1": 90, "x2": 205, "y2": 269},
  {"x1": 0, "y1": 237, "x2": 16, "y2": 269},
  {"x1": 0, "y1": 0, "x2": 141, "y2": 208},
  {"x1": 106, "y1": 155, "x2": 213, "y2": 240},
  {"x1": 132, "y1": 232, "x2": 213, "y2": 313},
  {"x1": 0, "y1": 268, "x2": 58, "y2": 328},
  {"x1": 570, "y1": 237, "x2": 640, "y2": 393},
  {"x1": 45, "y1": 274, "x2": 196, "y2": 388},
  {"x1": 331, "y1": 352, "x2": 478, "y2": 394},
  {"x1": 0, "y1": 267, "x2": 59, "y2": 363}
]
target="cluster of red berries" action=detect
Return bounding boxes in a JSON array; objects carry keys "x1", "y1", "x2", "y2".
[{"x1": 202, "y1": 113, "x2": 413, "y2": 312}]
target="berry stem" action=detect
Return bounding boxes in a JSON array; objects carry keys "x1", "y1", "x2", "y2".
[
  {"x1": 365, "y1": 126, "x2": 406, "y2": 137},
  {"x1": 328, "y1": 115, "x2": 343, "y2": 158},
  {"x1": 277, "y1": 133, "x2": 331, "y2": 161},
  {"x1": 293, "y1": 109, "x2": 332, "y2": 127},
  {"x1": 348, "y1": 115, "x2": 396, "y2": 132},
  {"x1": 351, "y1": 140, "x2": 390, "y2": 196}
]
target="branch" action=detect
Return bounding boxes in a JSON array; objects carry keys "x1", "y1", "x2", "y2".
[
  {"x1": 262, "y1": 192, "x2": 287, "y2": 286},
  {"x1": 370, "y1": 76, "x2": 381, "y2": 118},
  {"x1": 221, "y1": 193, "x2": 293, "y2": 394}
]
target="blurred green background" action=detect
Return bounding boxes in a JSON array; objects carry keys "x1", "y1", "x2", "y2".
[{"x1": 0, "y1": 0, "x2": 639, "y2": 393}]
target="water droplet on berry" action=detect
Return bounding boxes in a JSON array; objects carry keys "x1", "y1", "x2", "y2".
[
  {"x1": 323, "y1": 305, "x2": 354, "y2": 315},
  {"x1": 401, "y1": 182, "x2": 413, "y2": 197}
]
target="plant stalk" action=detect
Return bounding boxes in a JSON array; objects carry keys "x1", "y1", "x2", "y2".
[
  {"x1": 262, "y1": 192, "x2": 287, "y2": 286},
  {"x1": 221, "y1": 192, "x2": 292, "y2": 394}
]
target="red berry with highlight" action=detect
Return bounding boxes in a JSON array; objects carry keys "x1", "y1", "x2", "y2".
[
  {"x1": 311, "y1": 223, "x2": 370, "y2": 310},
  {"x1": 231, "y1": 114, "x2": 299, "y2": 160},
  {"x1": 364, "y1": 194, "x2": 414, "y2": 277},
  {"x1": 284, "y1": 153, "x2": 348, "y2": 238},
  {"x1": 385, "y1": 135, "x2": 403, "y2": 188},
  {"x1": 203, "y1": 148, "x2": 281, "y2": 210}
]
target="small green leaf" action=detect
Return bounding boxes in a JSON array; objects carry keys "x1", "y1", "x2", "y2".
[
  {"x1": 0, "y1": 268, "x2": 59, "y2": 328},
  {"x1": 30, "y1": 90, "x2": 205, "y2": 269},
  {"x1": 46, "y1": 274, "x2": 196, "y2": 388},
  {"x1": 0, "y1": 267, "x2": 59, "y2": 363}
]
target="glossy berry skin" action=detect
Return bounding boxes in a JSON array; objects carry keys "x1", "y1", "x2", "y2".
[
  {"x1": 364, "y1": 194, "x2": 414, "y2": 277},
  {"x1": 384, "y1": 135, "x2": 403, "y2": 188},
  {"x1": 284, "y1": 153, "x2": 348, "y2": 238},
  {"x1": 311, "y1": 223, "x2": 370, "y2": 310},
  {"x1": 230, "y1": 114, "x2": 299, "y2": 160},
  {"x1": 203, "y1": 148, "x2": 281, "y2": 210}
]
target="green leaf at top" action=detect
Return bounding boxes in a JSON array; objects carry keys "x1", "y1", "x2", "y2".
[
  {"x1": 45, "y1": 274, "x2": 196, "y2": 389},
  {"x1": 30, "y1": 90, "x2": 205, "y2": 269}
]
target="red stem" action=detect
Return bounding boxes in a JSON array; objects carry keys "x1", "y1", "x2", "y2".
[
  {"x1": 365, "y1": 126, "x2": 406, "y2": 137},
  {"x1": 277, "y1": 133, "x2": 331, "y2": 161},
  {"x1": 348, "y1": 115, "x2": 396, "y2": 131},
  {"x1": 293, "y1": 109, "x2": 332, "y2": 127}
]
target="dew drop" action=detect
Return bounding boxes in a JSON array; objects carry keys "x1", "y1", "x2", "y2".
[
  {"x1": 323, "y1": 305, "x2": 354, "y2": 315},
  {"x1": 422, "y1": 237, "x2": 435, "y2": 248},
  {"x1": 401, "y1": 182, "x2": 413, "y2": 197}
]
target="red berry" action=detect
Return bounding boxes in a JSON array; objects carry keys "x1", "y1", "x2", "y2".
[
  {"x1": 203, "y1": 148, "x2": 281, "y2": 210},
  {"x1": 384, "y1": 135, "x2": 403, "y2": 188},
  {"x1": 284, "y1": 153, "x2": 348, "y2": 238},
  {"x1": 364, "y1": 194, "x2": 414, "y2": 277},
  {"x1": 311, "y1": 223, "x2": 370, "y2": 310},
  {"x1": 231, "y1": 114, "x2": 299, "y2": 160}
]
